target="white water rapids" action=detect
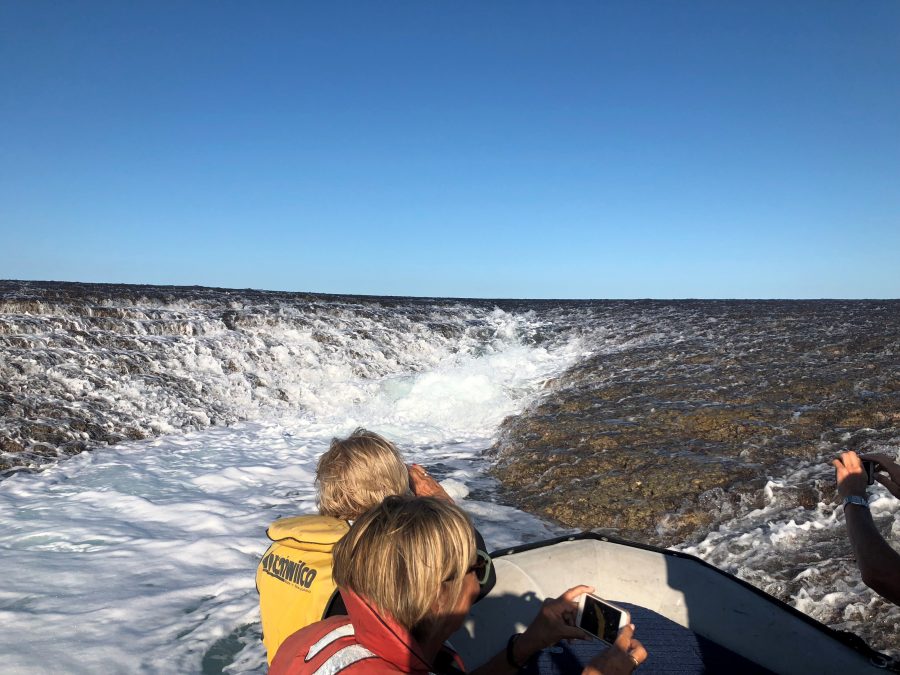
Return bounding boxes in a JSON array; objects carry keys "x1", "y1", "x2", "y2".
[
  {"x1": 0, "y1": 308, "x2": 584, "y2": 673},
  {"x1": 2, "y1": 285, "x2": 898, "y2": 671}
]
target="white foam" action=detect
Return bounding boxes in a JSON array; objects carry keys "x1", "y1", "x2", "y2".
[
  {"x1": 677, "y1": 459, "x2": 900, "y2": 656},
  {"x1": 0, "y1": 331, "x2": 582, "y2": 673}
]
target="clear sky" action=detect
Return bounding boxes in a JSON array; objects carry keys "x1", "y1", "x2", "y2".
[{"x1": 1, "y1": 2, "x2": 898, "y2": 299}]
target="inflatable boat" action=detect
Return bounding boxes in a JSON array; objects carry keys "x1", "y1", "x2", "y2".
[{"x1": 450, "y1": 533, "x2": 897, "y2": 674}]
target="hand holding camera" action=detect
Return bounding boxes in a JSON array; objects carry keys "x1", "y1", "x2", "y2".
[
  {"x1": 833, "y1": 451, "x2": 900, "y2": 503},
  {"x1": 860, "y1": 453, "x2": 900, "y2": 500}
]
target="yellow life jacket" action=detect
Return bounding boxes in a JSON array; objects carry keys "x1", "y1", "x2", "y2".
[{"x1": 256, "y1": 515, "x2": 350, "y2": 664}]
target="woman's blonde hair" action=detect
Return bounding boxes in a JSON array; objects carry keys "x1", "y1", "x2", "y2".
[
  {"x1": 333, "y1": 495, "x2": 476, "y2": 635},
  {"x1": 316, "y1": 428, "x2": 410, "y2": 521}
]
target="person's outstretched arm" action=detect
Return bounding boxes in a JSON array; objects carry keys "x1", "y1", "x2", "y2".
[{"x1": 833, "y1": 451, "x2": 900, "y2": 605}]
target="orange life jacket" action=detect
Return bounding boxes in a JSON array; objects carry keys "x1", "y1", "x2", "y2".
[{"x1": 269, "y1": 589, "x2": 465, "y2": 674}]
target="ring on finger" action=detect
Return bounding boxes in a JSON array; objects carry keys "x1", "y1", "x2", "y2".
[{"x1": 629, "y1": 654, "x2": 640, "y2": 669}]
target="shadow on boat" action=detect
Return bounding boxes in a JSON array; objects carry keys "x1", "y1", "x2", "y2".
[{"x1": 451, "y1": 533, "x2": 897, "y2": 674}]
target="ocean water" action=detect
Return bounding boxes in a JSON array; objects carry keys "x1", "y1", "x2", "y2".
[{"x1": 1, "y1": 281, "x2": 898, "y2": 672}]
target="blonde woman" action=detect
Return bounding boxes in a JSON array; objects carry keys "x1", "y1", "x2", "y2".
[
  {"x1": 257, "y1": 429, "x2": 494, "y2": 664},
  {"x1": 271, "y1": 496, "x2": 647, "y2": 674}
]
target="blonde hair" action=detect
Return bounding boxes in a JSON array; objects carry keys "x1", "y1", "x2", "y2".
[
  {"x1": 333, "y1": 495, "x2": 476, "y2": 635},
  {"x1": 316, "y1": 428, "x2": 410, "y2": 520}
]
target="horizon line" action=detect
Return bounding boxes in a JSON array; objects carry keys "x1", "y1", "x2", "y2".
[{"x1": 2, "y1": 279, "x2": 898, "y2": 303}]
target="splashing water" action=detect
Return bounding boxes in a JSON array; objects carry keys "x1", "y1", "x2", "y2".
[
  {"x1": 0, "y1": 285, "x2": 586, "y2": 673},
  {"x1": 2, "y1": 283, "x2": 899, "y2": 670}
]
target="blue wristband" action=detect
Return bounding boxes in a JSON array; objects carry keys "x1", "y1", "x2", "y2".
[{"x1": 843, "y1": 495, "x2": 869, "y2": 509}]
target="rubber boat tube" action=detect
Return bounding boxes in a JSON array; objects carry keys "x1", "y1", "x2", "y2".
[{"x1": 450, "y1": 533, "x2": 898, "y2": 674}]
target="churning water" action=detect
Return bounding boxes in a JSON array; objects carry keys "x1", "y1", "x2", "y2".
[{"x1": 1, "y1": 281, "x2": 898, "y2": 672}]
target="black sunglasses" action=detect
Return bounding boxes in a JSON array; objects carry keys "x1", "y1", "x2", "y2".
[{"x1": 467, "y1": 550, "x2": 492, "y2": 586}]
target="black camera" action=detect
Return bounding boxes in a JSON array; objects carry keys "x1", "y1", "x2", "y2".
[{"x1": 862, "y1": 459, "x2": 877, "y2": 486}]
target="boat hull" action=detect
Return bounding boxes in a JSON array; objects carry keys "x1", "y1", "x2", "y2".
[{"x1": 451, "y1": 533, "x2": 895, "y2": 674}]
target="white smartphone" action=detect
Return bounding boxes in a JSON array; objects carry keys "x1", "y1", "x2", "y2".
[{"x1": 575, "y1": 593, "x2": 631, "y2": 644}]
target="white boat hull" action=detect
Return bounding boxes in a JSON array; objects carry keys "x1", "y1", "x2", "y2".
[{"x1": 451, "y1": 534, "x2": 895, "y2": 674}]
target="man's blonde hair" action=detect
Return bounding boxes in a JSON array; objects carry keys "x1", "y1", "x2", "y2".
[
  {"x1": 316, "y1": 428, "x2": 410, "y2": 521},
  {"x1": 333, "y1": 495, "x2": 476, "y2": 635}
]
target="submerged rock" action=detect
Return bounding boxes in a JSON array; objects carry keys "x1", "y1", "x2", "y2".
[{"x1": 490, "y1": 301, "x2": 900, "y2": 547}]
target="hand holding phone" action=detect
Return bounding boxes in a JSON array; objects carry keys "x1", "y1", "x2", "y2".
[{"x1": 576, "y1": 593, "x2": 631, "y2": 644}]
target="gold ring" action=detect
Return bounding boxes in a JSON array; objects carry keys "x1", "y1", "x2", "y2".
[{"x1": 629, "y1": 654, "x2": 640, "y2": 669}]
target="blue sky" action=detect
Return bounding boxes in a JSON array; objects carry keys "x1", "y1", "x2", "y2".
[{"x1": 1, "y1": 2, "x2": 898, "y2": 299}]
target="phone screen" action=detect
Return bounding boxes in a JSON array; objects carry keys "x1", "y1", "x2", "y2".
[{"x1": 579, "y1": 596, "x2": 622, "y2": 644}]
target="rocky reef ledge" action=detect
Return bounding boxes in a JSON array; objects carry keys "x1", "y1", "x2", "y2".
[{"x1": 489, "y1": 305, "x2": 900, "y2": 547}]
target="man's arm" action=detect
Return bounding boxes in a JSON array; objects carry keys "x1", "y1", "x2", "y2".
[{"x1": 833, "y1": 450, "x2": 900, "y2": 605}]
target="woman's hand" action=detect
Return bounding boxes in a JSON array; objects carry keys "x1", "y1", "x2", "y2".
[
  {"x1": 861, "y1": 453, "x2": 900, "y2": 500},
  {"x1": 408, "y1": 464, "x2": 452, "y2": 501},
  {"x1": 583, "y1": 624, "x2": 648, "y2": 675},
  {"x1": 515, "y1": 585, "x2": 594, "y2": 662}
]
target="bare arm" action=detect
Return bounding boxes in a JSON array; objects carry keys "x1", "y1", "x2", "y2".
[
  {"x1": 468, "y1": 586, "x2": 597, "y2": 675},
  {"x1": 842, "y1": 503, "x2": 900, "y2": 604},
  {"x1": 833, "y1": 451, "x2": 900, "y2": 605}
]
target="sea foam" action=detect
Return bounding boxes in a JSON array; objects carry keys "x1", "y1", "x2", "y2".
[{"x1": 0, "y1": 320, "x2": 580, "y2": 673}]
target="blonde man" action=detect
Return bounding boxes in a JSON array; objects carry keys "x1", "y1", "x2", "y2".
[
  {"x1": 270, "y1": 496, "x2": 647, "y2": 674},
  {"x1": 257, "y1": 429, "x2": 410, "y2": 663},
  {"x1": 257, "y1": 429, "x2": 477, "y2": 664}
]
